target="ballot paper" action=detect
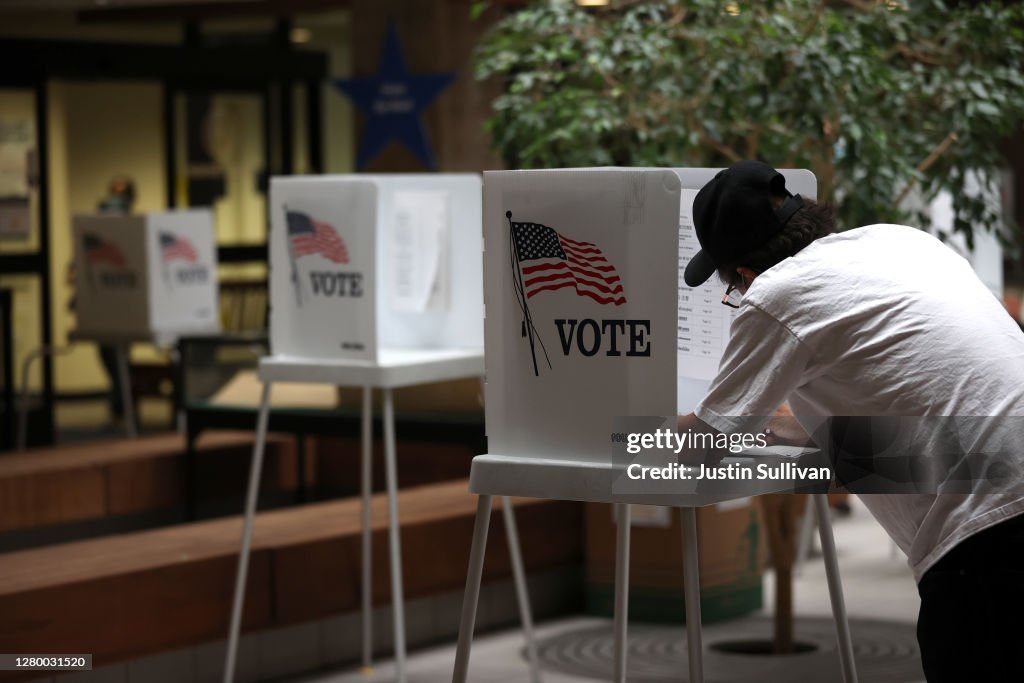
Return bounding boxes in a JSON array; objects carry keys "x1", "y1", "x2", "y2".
[
  {"x1": 677, "y1": 188, "x2": 739, "y2": 382},
  {"x1": 389, "y1": 189, "x2": 449, "y2": 313}
]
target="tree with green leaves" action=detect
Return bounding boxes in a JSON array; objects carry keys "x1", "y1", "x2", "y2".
[{"x1": 474, "y1": 0, "x2": 1024, "y2": 248}]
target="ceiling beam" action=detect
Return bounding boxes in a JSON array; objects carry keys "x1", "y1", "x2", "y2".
[{"x1": 77, "y1": 0, "x2": 350, "y2": 24}]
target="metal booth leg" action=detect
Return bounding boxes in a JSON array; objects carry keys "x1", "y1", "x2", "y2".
[
  {"x1": 814, "y1": 493, "x2": 858, "y2": 683},
  {"x1": 452, "y1": 495, "x2": 493, "y2": 683},
  {"x1": 382, "y1": 388, "x2": 407, "y2": 683},
  {"x1": 360, "y1": 385, "x2": 374, "y2": 673},
  {"x1": 681, "y1": 506, "x2": 704, "y2": 683},
  {"x1": 17, "y1": 348, "x2": 44, "y2": 451},
  {"x1": 222, "y1": 381, "x2": 272, "y2": 683},
  {"x1": 795, "y1": 496, "x2": 818, "y2": 575},
  {"x1": 17, "y1": 345, "x2": 73, "y2": 450},
  {"x1": 115, "y1": 344, "x2": 138, "y2": 438},
  {"x1": 184, "y1": 424, "x2": 198, "y2": 521},
  {"x1": 500, "y1": 496, "x2": 542, "y2": 683},
  {"x1": 613, "y1": 503, "x2": 631, "y2": 683}
]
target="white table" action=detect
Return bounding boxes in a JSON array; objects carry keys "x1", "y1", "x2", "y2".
[
  {"x1": 452, "y1": 450, "x2": 858, "y2": 683},
  {"x1": 223, "y1": 349, "x2": 541, "y2": 683}
]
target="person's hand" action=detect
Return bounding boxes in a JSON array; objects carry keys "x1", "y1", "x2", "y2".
[
  {"x1": 676, "y1": 412, "x2": 727, "y2": 465},
  {"x1": 764, "y1": 404, "x2": 815, "y2": 447}
]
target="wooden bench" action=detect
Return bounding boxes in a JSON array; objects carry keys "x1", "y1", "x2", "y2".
[
  {"x1": 0, "y1": 432, "x2": 297, "y2": 537},
  {"x1": 0, "y1": 480, "x2": 583, "y2": 680}
]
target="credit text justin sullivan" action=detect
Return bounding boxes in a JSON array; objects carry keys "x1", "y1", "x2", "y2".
[{"x1": 627, "y1": 462, "x2": 832, "y2": 481}]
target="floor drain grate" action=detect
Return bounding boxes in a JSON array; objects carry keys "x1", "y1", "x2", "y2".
[{"x1": 533, "y1": 616, "x2": 924, "y2": 682}]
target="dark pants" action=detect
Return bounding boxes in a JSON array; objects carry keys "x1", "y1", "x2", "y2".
[{"x1": 917, "y1": 513, "x2": 1024, "y2": 682}]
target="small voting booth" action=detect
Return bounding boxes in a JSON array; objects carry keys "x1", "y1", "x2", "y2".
[
  {"x1": 72, "y1": 210, "x2": 220, "y2": 338},
  {"x1": 267, "y1": 174, "x2": 483, "y2": 361}
]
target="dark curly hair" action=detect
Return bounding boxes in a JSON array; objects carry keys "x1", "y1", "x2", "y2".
[{"x1": 717, "y1": 196, "x2": 836, "y2": 287}]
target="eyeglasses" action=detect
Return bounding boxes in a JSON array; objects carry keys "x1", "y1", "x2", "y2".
[{"x1": 722, "y1": 284, "x2": 743, "y2": 308}]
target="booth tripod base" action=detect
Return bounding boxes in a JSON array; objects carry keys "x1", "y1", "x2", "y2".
[
  {"x1": 453, "y1": 495, "x2": 858, "y2": 683},
  {"x1": 222, "y1": 380, "x2": 541, "y2": 683}
]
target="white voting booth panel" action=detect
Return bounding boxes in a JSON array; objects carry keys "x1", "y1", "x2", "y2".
[
  {"x1": 675, "y1": 168, "x2": 817, "y2": 412},
  {"x1": 901, "y1": 170, "x2": 1006, "y2": 298},
  {"x1": 483, "y1": 169, "x2": 679, "y2": 462},
  {"x1": 929, "y1": 179, "x2": 1004, "y2": 298},
  {"x1": 72, "y1": 210, "x2": 220, "y2": 337},
  {"x1": 268, "y1": 174, "x2": 483, "y2": 363},
  {"x1": 482, "y1": 168, "x2": 816, "y2": 461},
  {"x1": 466, "y1": 168, "x2": 857, "y2": 683}
]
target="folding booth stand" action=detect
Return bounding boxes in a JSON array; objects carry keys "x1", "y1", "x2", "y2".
[
  {"x1": 223, "y1": 174, "x2": 540, "y2": 683},
  {"x1": 18, "y1": 209, "x2": 220, "y2": 446},
  {"x1": 452, "y1": 168, "x2": 857, "y2": 683}
]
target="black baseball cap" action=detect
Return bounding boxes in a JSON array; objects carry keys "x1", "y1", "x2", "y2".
[{"x1": 683, "y1": 160, "x2": 803, "y2": 287}]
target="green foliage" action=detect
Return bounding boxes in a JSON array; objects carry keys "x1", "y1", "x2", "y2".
[{"x1": 474, "y1": 0, "x2": 1024, "y2": 243}]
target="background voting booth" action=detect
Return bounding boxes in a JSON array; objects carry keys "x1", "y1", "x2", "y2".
[
  {"x1": 18, "y1": 210, "x2": 220, "y2": 444},
  {"x1": 224, "y1": 174, "x2": 539, "y2": 683},
  {"x1": 929, "y1": 177, "x2": 1005, "y2": 299},
  {"x1": 72, "y1": 211, "x2": 220, "y2": 340},
  {"x1": 268, "y1": 174, "x2": 484, "y2": 362},
  {"x1": 452, "y1": 168, "x2": 856, "y2": 683}
]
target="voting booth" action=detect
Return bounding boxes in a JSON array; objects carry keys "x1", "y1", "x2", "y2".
[
  {"x1": 452, "y1": 168, "x2": 855, "y2": 683},
  {"x1": 267, "y1": 174, "x2": 483, "y2": 362},
  {"x1": 482, "y1": 167, "x2": 816, "y2": 461},
  {"x1": 226, "y1": 175, "x2": 540, "y2": 683},
  {"x1": 71, "y1": 210, "x2": 220, "y2": 338}
]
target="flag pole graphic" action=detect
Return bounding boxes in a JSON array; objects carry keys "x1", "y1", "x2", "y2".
[
  {"x1": 283, "y1": 204, "x2": 303, "y2": 307},
  {"x1": 506, "y1": 211, "x2": 551, "y2": 377}
]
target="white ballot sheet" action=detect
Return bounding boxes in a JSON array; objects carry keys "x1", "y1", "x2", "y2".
[
  {"x1": 677, "y1": 188, "x2": 738, "y2": 382},
  {"x1": 390, "y1": 189, "x2": 449, "y2": 313}
]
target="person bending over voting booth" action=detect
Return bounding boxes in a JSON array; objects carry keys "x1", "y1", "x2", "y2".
[{"x1": 676, "y1": 160, "x2": 1024, "y2": 683}]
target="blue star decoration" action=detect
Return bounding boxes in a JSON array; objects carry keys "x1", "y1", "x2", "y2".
[{"x1": 333, "y1": 22, "x2": 457, "y2": 170}]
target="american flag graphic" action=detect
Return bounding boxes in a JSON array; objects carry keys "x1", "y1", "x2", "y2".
[
  {"x1": 286, "y1": 210, "x2": 349, "y2": 264},
  {"x1": 83, "y1": 233, "x2": 125, "y2": 267},
  {"x1": 511, "y1": 221, "x2": 626, "y2": 306},
  {"x1": 159, "y1": 232, "x2": 198, "y2": 263}
]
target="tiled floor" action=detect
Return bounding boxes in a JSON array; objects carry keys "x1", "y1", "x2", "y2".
[{"x1": 291, "y1": 499, "x2": 925, "y2": 683}]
